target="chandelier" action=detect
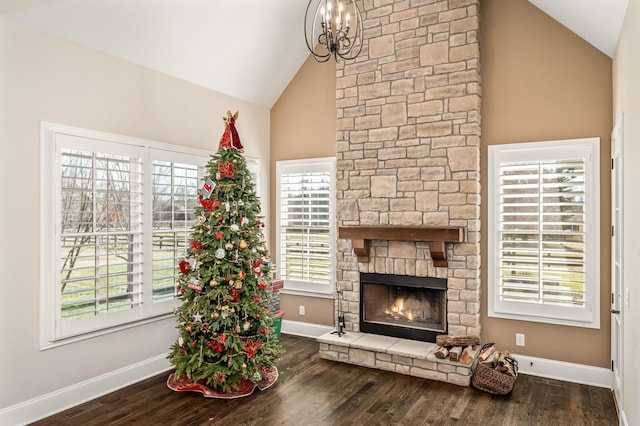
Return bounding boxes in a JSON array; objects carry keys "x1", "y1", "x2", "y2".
[{"x1": 304, "y1": 0, "x2": 363, "y2": 62}]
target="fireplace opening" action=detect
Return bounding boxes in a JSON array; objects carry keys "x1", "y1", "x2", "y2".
[{"x1": 360, "y1": 273, "x2": 447, "y2": 342}]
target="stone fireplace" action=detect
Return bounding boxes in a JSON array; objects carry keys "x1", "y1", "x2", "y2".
[{"x1": 318, "y1": 0, "x2": 481, "y2": 386}]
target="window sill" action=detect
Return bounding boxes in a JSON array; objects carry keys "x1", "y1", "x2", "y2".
[
  {"x1": 279, "y1": 288, "x2": 334, "y2": 299},
  {"x1": 41, "y1": 312, "x2": 175, "y2": 351},
  {"x1": 488, "y1": 310, "x2": 600, "y2": 329}
]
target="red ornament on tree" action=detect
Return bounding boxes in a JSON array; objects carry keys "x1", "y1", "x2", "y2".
[
  {"x1": 244, "y1": 339, "x2": 263, "y2": 359},
  {"x1": 179, "y1": 260, "x2": 191, "y2": 275},
  {"x1": 219, "y1": 162, "x2": 235, "y2": 179},
  {"x1": 229, "y1": 288, "x2": 240, "y2": 302},
  {"x1": 187, "y1": 282, "x2": 203, "y2": 292},
  {"x1": 199, "y1": 194, "x2": 214, "y2": 210}
]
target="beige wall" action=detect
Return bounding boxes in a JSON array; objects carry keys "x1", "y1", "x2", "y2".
[
  {"x1": 480, "y1": 0, "x2": 612, "y2": 367},
  {"x1": 0, "y1": 17, "x2": 270, "y2": 412},
  {"x1": 613, "y1": 0, "x2": 640, "y2": 423},
  {"x1": 270, "y1": 55, "x2": 336, "y2": 325}
]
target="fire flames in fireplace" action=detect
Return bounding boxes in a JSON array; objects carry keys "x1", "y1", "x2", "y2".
[
  {"x1": 386, "y1": 298, "x2": 413, "y2": 321},
  {"x1": 385, "y1": 297, "x2": 429, "y2": 323},
  {"x1": 360, "y1": 273, "x2": 447, "y2": 342},
  {"x1": 378, "y1": 293, "x2": 437, "y2": 329}
]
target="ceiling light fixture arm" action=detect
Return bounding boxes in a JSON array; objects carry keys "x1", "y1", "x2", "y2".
[{"x1": 304, "y1": 0, "x2": 363, "y2": 63}]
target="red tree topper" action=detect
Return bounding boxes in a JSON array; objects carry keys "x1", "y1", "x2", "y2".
[{"x1": 218, "y1": 110, "x2": 243, "y2": 149}]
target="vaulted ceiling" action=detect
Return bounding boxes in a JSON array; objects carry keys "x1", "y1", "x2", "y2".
[{"x1": 1, "y1": 0, "x2": 628, "y2": 108}]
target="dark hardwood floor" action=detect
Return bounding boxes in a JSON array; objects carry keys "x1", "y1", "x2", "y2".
[{"x1": 33, "y1": 335, "x2": 618, "y2": 425}]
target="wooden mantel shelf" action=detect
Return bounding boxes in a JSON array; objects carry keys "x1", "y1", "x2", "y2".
[{"x1": 338, "y1": 226, "x2": 465, "y2": 267}]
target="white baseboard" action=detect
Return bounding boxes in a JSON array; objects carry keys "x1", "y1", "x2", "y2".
[
  {"x1": 0, "y1": 353, "x2": 172, "y2": 426},
  {"x1": 281, "y1": 319, "x2": 333, "y2": 338},
  {"x1": 620, "y1": 410, "x2": 628, "y2": 426},
  {"x1": 513, "y1": 353, "x2": 612, "y2": 389}
]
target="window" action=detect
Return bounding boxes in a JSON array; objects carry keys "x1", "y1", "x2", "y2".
[
  {"x1": 276, "y1": 158, "x2": 335, "y2": 295},
  {"x1": 41, "y1": 123, "x2": 211, "y2": 347},
  {"x1": 488, "y1": 138, "x2": 600, "y2": 328}
]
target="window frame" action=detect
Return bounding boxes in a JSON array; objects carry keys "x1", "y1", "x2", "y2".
[
  {"x1": 275, "y1": 157, "x2": 336, "y2": 296},
  {"x1": 40, "y1": 122, "x2": 215, "y2": 349},
  {"x1": 487, "y1": 138, "x2": 600, "y2": 329}
]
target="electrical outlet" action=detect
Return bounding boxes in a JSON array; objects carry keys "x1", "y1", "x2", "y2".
[
  {"x1": 299, "y1": 305, "x2": 306, "y2": 316},
  {"x1": 516, "y1": 333, "x2": 525, "y2": 347}
]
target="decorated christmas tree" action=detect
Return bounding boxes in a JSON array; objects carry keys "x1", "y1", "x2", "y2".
[{"x1": 167, "y1": 111, "x2": 280, "y2": 397}]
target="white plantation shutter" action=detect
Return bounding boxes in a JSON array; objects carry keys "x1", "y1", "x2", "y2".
[
  {"x1": 60, "y1": 148, "x2": 144, "y2": 320},
  {"x1": 151, "y1": 159, "x2": 201, "y2": 304},
  {"x1": 41, "y1": 123, "x2": 209, "y2": 346},
  {"x1": 499, "y1": 161, "x2": 586, "y2": 305},
  {"x1": 488, "y1": 139, "x2": 600, "y2": 328},
  {"x1": 247, "y1": 158, "x2": 260, "y2": 195},
  {"x1": 56, "y1": 137, "x2": 146, "y2": 338},
  {"x1": 276, "y1": 158, "x2": 335, "y2": 294}
]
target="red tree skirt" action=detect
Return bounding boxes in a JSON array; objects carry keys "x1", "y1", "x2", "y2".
[{"x1": 166, "y1": 367, "x2": 278, "y2": 399}]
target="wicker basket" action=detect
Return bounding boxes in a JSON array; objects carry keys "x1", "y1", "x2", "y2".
[{"x1": 471, "y1": 344, "x2": 518, "y2": 395}]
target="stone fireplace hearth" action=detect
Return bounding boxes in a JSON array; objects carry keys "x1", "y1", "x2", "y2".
[{"x1": 318, "y1": 0, "x2": 481, "y2": 386}]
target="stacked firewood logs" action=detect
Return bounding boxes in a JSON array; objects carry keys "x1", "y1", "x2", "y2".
[
  {"x1": 434, "y1": 335, "x2": 480, "y2": 365},
  {"x1": 476, "y1": 344, "x2": 517, "y2": 377}
]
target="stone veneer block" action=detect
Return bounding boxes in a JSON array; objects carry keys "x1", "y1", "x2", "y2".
[
  {"x1": 319, "y1": 351, "x2": 339, "y2": 361},
  {"x1": 377, "y1": 360, "x2": 398, "y2": 372},
  {"x1": 409, "y1": 368, "x2": 448, "y2": 382},
  {"x1": 350, "y1": 348, "x2": 376, "y2": 367},
  {"x1": 317, "y1": 331, "x2": 361, "y2": 346},
  {"x1": 387, "y1": 339, "x2": 435, "y2": 360},
  {"x1": 350, "y1": 333, "x2": 398, "y2": 352}
]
